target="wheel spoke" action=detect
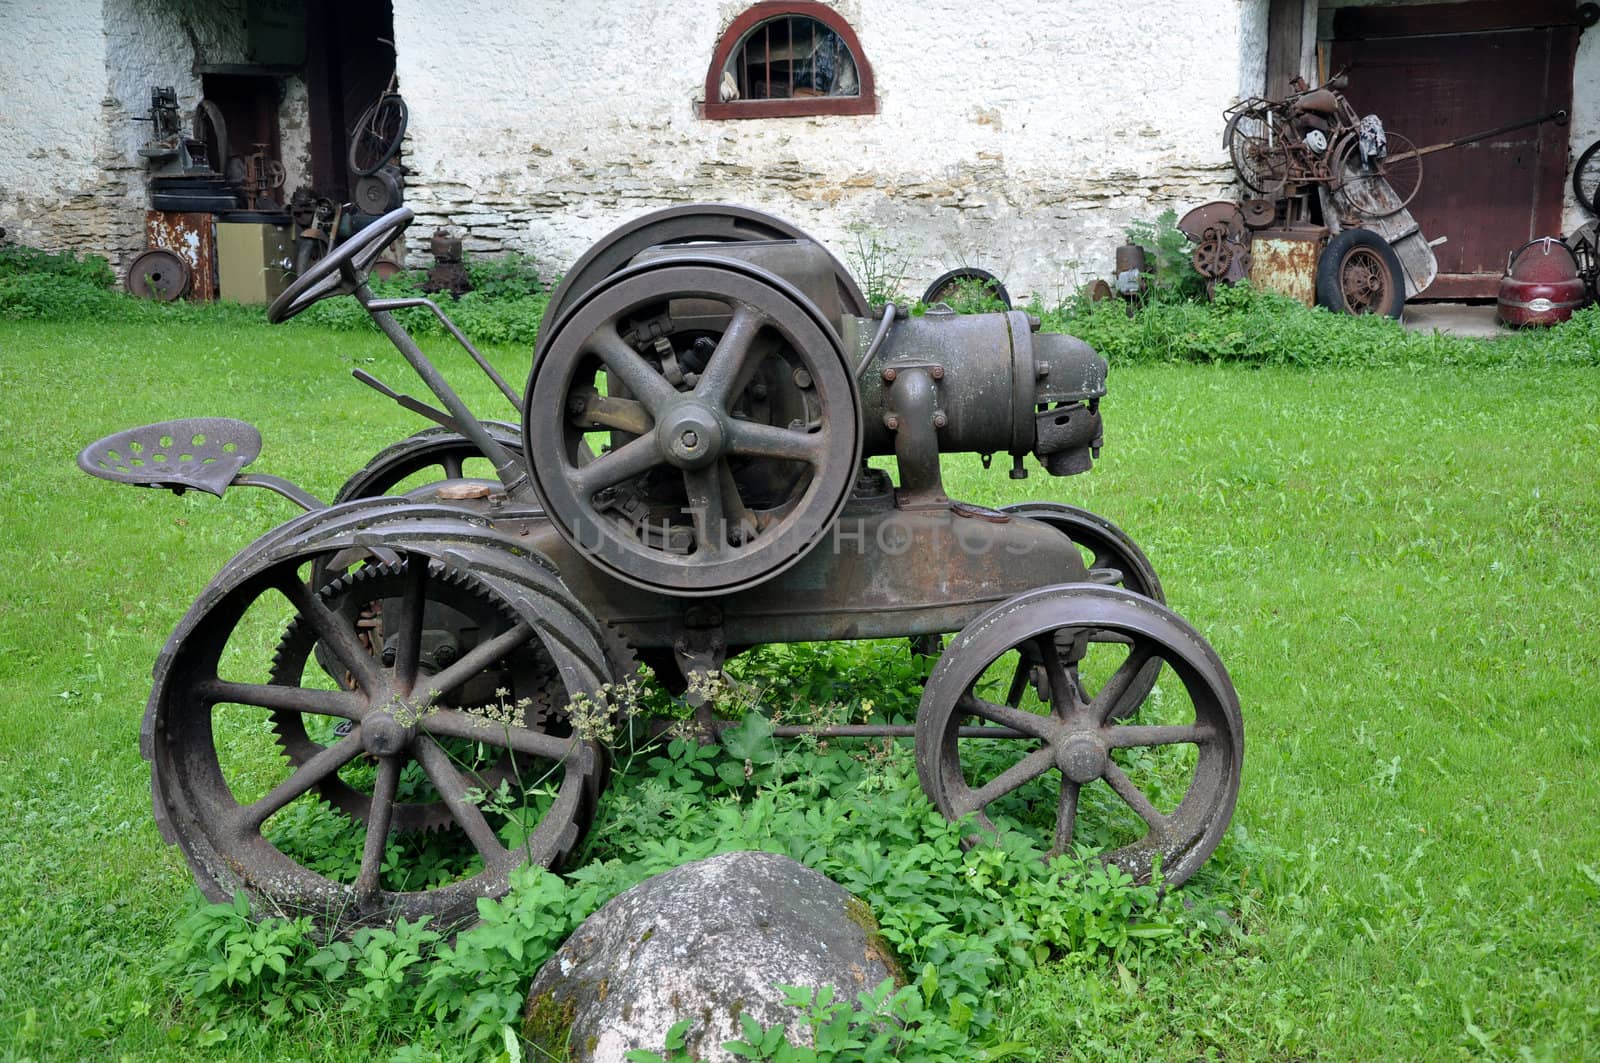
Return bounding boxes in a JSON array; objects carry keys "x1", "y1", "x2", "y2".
[
  {"x1": 414, "y1": 737, "x2": 509, "y2": 864},
  {"x1": 588, "y1": 324, "x2": 678, "y2": 413},
  {"x1": 274, "y1": 573, "x2": 382, "y2": 693},
  {"x1": 197, "y1": 677, "x2": 364, "y2": 721},
  {"x1": 1102, "y1": 761, "x2": 1168, "y2": 837},
  {"x1": 442, "y1": 454, "x2": 465, "y2": 480},
  {"x1": 391, "y1": 560, "x2": 429, "y2": 694},
  {"x1": 1105, "y1": 723, "x2": 1210, "y2": 749},
  {"x1": 1087, "y1": 646, "x2": 1157, "y2": 721},
  {"x1": 415, "y1": 622, "x2": 535, "y2": 706},
  {"x1": 1052, "y1": 780, "x2": 1081, "y2": 856},
  {"x1": 569, "y1": 433, "x2": 661, "y2": 497},
  {"x1": 239, "y1": 732, "x2": 363, "y2": 832},
  {"x1": 956, "y1": 690, "x2": 1054, "y2": 740},
  {"x1": 725, "y1": 419, "x2": 825, "y2": 464},
  {"x1": 684, "y1": 465, "x2": 728, "y2": 557},
  {"x1": 1038, "y1": 636, "x2": 1082, "y2": 719},
  {"x1": 422, "y1": 707, "x2": 582, "y2": 762},
  {"x1": 1004, "y1": 656, "x2": 1032, "y2": 708},
  {"x1": 953, "y1": 745, "x2": 1055, "y2": 818},
  {"x1": 694, "y1": 305, "x2": 765, "y2": 406},
  {"x1": 354, "y1": 757, "x2": 401, "y2": 898}
]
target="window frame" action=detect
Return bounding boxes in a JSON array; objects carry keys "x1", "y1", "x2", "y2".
[{"x1": 703, "y1": 2, "x2": 877, "y2": 119}]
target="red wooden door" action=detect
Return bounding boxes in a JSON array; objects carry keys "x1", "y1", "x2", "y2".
[{"x1": 1330, "y1": 3, "x2": 1578, "y2": 298}]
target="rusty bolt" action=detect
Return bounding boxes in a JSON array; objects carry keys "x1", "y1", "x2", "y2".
[
  {"x1": 752, "y1": 382, "x2": 768, "y2": 400},
  {"x1": 933, "y1": 412, "x2": 948, "y2": 429},
  {"x1": 883, "y1": 414, "x2": 901, "y2": 431},
  {"x1": 793, "y1": 367, "x2": 813, "y2": 388},
  {"x1": 881, "y1": 367, "x2": 898, "y2": 383},
  {"x1": 1035, "y1": 362, "x2": 1050, "y2": 379},
  {"x1": 567, "y1": 394, "x2": 588, "y2": 415},
  {"x1": 930, "y1": 365, "x2": 945, "y2": 380}
]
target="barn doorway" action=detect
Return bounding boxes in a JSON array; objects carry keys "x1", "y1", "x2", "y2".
[
  {"x1": 1326, "y1": 2, "x2": 1580, "y2": 298},
  {"x1": 304, "y1": 0, "x2": 397, "y2": 202}
]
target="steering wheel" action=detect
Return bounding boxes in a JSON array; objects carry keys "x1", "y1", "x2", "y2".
[{"x1": 267, "y1": 205, "x2": 415, "y2": 324}]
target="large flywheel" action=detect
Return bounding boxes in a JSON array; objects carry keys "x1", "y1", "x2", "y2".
[
  {"x1": 525, "y1": 257, "x2": 861, "y2": 596},
  {"x1": 535, "y1": 204, "x2": 868, "y2": 360}
]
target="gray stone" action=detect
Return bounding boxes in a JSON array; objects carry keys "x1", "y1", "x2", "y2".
[{"x1": 523, "y1": 851, "x2": 900, "y2": 1062}]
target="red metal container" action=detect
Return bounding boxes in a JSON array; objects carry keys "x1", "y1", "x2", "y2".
[{"x1": 1497, "y1": 238, "x2": 1587, "y2": 327}]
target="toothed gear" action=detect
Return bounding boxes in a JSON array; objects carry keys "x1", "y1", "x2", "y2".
[{"x1": 269, "y1": 560, "x2": 569, "y2": 833}]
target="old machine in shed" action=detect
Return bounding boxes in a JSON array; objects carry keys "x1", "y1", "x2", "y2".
[{"x1": 79, "y1": 204, "x2": 1242, "y2": 931}]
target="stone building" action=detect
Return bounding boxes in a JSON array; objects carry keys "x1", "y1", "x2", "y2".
[{"x1": 1, "y1": 0, "x2": 1596, "y2": 301}]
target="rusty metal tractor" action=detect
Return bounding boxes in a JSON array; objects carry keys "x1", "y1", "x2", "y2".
[{"x1": 79, "y1": 204, "x2": 1242, "y2": 932}]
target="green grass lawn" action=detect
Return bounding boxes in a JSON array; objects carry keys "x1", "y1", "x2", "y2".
[{"x1": 1, "y1": 315, "x2": 1598, "y2": 1060}]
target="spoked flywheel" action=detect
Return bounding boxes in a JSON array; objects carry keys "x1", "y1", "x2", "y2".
[
  {"x1": 524, "y1": 257, "x2": 861, "y2": 596},
  {"x1": 145, "y1": 544, "x2": 607, "y2": 931},
  {"x1": 915, "y1": 585, "x2": 1241, "y2": 886}
]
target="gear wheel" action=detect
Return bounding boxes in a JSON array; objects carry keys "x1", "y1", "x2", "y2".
[{"x1": 269, "y1": 560, "x2": 569, "y2": 833}]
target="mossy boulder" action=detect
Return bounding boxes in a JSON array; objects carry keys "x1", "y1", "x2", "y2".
[{"x1": 524, "y1": 851, "x2": 899, "y2": 1061}]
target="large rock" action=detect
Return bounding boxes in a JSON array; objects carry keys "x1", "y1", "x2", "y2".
[{"x1": 523, "y1": 851, "x2": 901, "y2": 1061}]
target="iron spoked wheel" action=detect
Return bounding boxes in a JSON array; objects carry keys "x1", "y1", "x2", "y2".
[
  {"x1": 536, "y1": 204, "x2": 869, "y2": 358},
  {"x1": 1331, "y1": 132, "x2": 1423, "y2": 219},
  {"x1": 1573, "y1": 139, "x2": 1600, "y2": 216},
  {"x1": 348, "y1": 93, "x2": 408, "y2": 177},
  {"x1": 146, "y1": 546, "x2": 603, "y2": 931},
  {"x1": 915, "y1": 585, "x2": 1241, "y2": 886},
  {"x1": 1002, "y1": 502, "x2": 1166, "y2": 719},
  {"x1": 525, "y1": 257, "x2": 861, "y2": 597},
  {"x1": 269, "y1": 561, "x2": 568, "y2": 835},
  {"x1": 333, "y1": 423, "x2": 524, "y2": 503},
  {"x1": 1224, "y1": 109, "x2": 1288, "y2": 196},
  {"x1": 1315, "y1": 228, "x2": 1405, "y2": 319}
]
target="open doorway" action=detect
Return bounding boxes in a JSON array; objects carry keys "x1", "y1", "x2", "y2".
[{"x1": 303, "y1": 0, "x2": 397, "y2": 203}]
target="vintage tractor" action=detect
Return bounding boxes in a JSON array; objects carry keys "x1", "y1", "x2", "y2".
[{"x1": 79, "y1": 204, "x2": 1242, "y2": 932}]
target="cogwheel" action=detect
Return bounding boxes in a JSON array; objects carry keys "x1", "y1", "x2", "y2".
[{"x1": 268, "y1": 559, "x2": 566, "y2": 834}]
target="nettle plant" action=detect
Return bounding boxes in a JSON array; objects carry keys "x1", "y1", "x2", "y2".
[{"x1": 162, "y1": 641, "x2": 1245, "y2": 1058}]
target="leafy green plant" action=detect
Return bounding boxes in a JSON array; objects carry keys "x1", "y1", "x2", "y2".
[
  {"x1": 1124, "y1": 209, "x2": 1207, "y2": 302},
  {"x1": 846, "y1": 227, "x2": 915, "y2": 306},
  {"x1": 0, "y1": 243, "x2": 116, "y2": 287},
  {"x1": 466, "y1": 253, "x2": 546, "y2": 301}
]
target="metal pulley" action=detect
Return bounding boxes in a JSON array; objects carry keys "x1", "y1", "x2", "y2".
[{"x1": 125, "y1": 249, "x2": 192, "y2": 301}]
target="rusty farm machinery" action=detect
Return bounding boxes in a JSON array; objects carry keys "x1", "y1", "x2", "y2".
[{"x1": 79, "y1": 204, "x2": 1242, "y2": 932}]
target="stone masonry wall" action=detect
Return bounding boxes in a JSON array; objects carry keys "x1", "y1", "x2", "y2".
[
  {"x1": 0, "y1": 0, "x2": 310, "y2": 277},
  {"x1": 392, "y1": 0, "x2": 1265, "y2": 302}
]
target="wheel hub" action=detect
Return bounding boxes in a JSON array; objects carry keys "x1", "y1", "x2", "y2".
[
  {"x1": 361, "y1": 710, "x2": 413, "y2": 756},
  {"x1": 656, "y1": 401, "x2": 725, "y2": 469},
  {"x1": 1056, "y1": 731, "x2": 1108, "y2": 784}
]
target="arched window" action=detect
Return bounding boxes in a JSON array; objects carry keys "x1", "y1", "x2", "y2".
[{"x1": 703, "y1": 2, "x2": 877, "y2": 119}]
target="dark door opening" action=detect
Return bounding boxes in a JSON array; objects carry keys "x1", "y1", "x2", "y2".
[
  {"x1": 1329, "y1": 1, "x2": 1578, "y2": 298},
  {"x1": 304, "y1": 0, "x2": 396, "y2": 202}
]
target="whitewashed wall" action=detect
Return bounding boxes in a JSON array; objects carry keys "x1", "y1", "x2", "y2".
[
  {"x1": 394, "y1": 0, "x2": 1262, "y2": 302},
  {"x1": 0, "y1": 0, "x2": 114, "y2": 254},
  {"x1": 0, "y1": 0, "x2": 309, "y2": 272}
]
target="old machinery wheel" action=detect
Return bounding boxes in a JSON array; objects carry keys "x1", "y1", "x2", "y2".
[
  {"x1": 269, "y1": 561, "x2": 572, "y2": 834},
  {"x1": 146, "y1": 544, "x2": 604, "y2": 930},
  {"x1": 268, "y1": 206, "x2": 413, "y2": 323},
  {"x1": 1331, "y1": 132, "x2": 1423, "y2": 220},
  {"x1": 1316, "y1": 228, "x2": 1405, "y2": 318},
  {"x1": 1002, "y1": 502, "x2": 1165, "y2": 720},
  {"x1": 126, "y1": 250, "x2": 192, "y2": 301},
  {"x1": 348, "y1": 94, "x2": 409, "y2": 177},
  {"x1": 915, "y1": 585, "x2": 1241, "y2": 886},
  {"x1": 355, "y1": 168, "x2": 404, "y2": 215},
  {"x1": 921, "y1": 267, "x2": 1013, "y2": 309},
  {"x1": 537, "y1": 204, "x2": 869, "y2": 357},
  {"x1": 526, "y1": 257, "x2": 861, "y2": 597},
  {"x1": 334, "y1": 423, "x2": 525, "y2": 503},
  {"x1": 192, "y1": 98, "x2": 229, "y2": 173},
  {"x1": 1574, "y1": 139, "x2": 1600, "y2": 216},
  {"x1": 1191, "y1": 238, "x2": 1234, "y2": 280},
  {"x1": 1224, "y1": 109, "x2": 1288, "y2": 196}
]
